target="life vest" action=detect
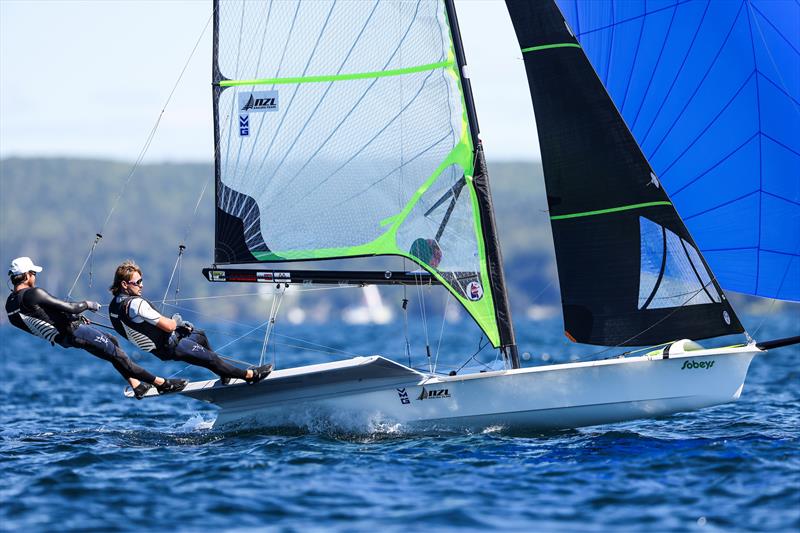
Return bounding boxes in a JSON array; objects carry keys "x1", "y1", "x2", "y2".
[
  {"x1": 108, "y1": 294, "x2": 172, "y2": 353},
  {"x1": 5, "y1": 288, "x2": 63, "y2": 344}
]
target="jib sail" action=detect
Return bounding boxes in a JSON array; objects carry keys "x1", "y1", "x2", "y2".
[{"x1": 506, "y1": 0, "x2": 744, "y2": 346}]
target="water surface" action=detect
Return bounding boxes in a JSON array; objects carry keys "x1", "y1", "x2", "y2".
[{"x1": 2, "y1": 315, "x2": 798, "y2": 531}]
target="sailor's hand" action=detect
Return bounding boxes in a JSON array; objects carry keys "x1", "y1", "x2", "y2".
[
  {"x1": 79, "y1": 315, "x2": 91, "y2": 325},
  {"x1": 171, "y1": 313, "x2": 184, "y2": 327},
  {"x1": 85, "y1": 301, "x2": 101, "y2": 312},
  {"x1": 182, "y1": 321, "x2": 195, "y2": 331}
]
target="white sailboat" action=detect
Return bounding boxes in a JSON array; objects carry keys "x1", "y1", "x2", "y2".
[{"x1": 129, "y1": 0, "x2": 798, "y2": 433}]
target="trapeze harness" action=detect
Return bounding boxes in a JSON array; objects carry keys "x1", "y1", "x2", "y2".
[
  {"x1": 108, "y1": 294, "x2": 173, "y2": 357},
  {"x1": 109, "y1": 294, "x2": 247, "y2": 379},
  {"x1": 5, "y1": 287, "x2": 156, "y2": 383}
]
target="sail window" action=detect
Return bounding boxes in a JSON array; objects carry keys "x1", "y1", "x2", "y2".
[
  {"x1": 639, "y1": 217, "x2": 721, "y2": 309},
  {"x1": 396, "y1": 164, "x2": 482, "y2": 301}
]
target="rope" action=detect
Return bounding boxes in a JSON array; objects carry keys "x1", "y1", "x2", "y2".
[
  {"x1": 433, "y1": 289, "x2": 450, "y2": 373},
  {"x1": 452, "y1": 335, "x2": 492, "y2": 375},
  {"x1": 216, "y1": 319, "x2": 271, "y2": 352},
  {"x1": 161, "y1": 245, "x2": 186, "y2": 306},
  {"x1": 402, "y1": 289, "x2": 411, "y2": 367},
  {"x1": 400, "y1": 258, "x2": 412, "y2": 367},
  {"x1": 414, "y1": 272, "x2": 432, "y2": 372},
  {"x1": 155, "y1": 284, "x2": 359, "y2": 305},
  {"x1": 67, "y1": 12, "x2": 212, "y2": 300},
  {"x1": 67, "y1": 234, "x2": 102, "y2": 300},
  {"x1": 259, "y1": 285, "x2": 286, "y2": 366}
]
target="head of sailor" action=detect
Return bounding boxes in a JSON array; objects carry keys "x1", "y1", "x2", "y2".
[
  {"x1": 110, "y1": 260, "x2": 144, "y2": 297},
  {"x1": 8, "y1": 256, "x2": 43, "y2": 291},
  {"x1": 110, "y1": 260, "x2": 179, "y2": 333}
]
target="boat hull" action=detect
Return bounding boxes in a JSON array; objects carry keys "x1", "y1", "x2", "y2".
[{"x1": 172, "y1": 346, "x2": 758, "y2": 432}]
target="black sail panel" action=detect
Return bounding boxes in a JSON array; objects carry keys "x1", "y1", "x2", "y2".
[{"x1": 505, "y1": 0, "x2": 742, "y2": 346}]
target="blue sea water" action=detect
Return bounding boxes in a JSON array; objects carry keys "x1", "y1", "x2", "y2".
[{"x1": 1, "y1": 314, "x2": 798, "y2": 532}]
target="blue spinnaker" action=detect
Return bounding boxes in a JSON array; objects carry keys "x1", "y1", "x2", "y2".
[{"x1": 556, "y1": 0, "x2": 799, "y2": 301}]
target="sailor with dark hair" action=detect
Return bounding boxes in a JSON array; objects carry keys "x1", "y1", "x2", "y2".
[
  {"x1": 108, "y1": 260, "x2": 272, "y2": 385},
  {"x1": 5, "y1": 256, "x2": 186, "y2": 399}
]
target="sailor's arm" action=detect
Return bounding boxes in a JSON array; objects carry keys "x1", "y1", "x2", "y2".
[
  {"x1": 128, "y1": 298, "x2": 181, "y2": 332},
  {"x1": 156, "y1": 315, "x2": 178, "y2": 333},
  {"x1": 26, "y1": 287, "x2": 99, "y2": 314},
  {"x1": 157, "y1": 313, "x2": 193, "y2": 333}
]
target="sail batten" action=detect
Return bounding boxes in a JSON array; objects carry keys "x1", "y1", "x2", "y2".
[
  {"x1": 219, "y1": 60, "x2": 455, "y2": 86},
  {"x1": 550, "y1": 201, "x2": 673, "y2": 220},
  {"x1": 521, "y1": 43, "x2": 581, "y2": 53}
]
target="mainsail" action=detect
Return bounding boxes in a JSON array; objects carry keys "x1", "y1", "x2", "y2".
[
  {"x1": 211, "y1": 0, "x2": 514, "y2": 351},
  {"x1": 506, "y1": 0, "x2": 744, "y2": 345},
  {"x1": 555, "y1": 0, "x2": 800, "y2": 302}
]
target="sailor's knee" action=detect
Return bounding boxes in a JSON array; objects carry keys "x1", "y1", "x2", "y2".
[
  {"x1": 110, "y1": 346, "x2": 132, "y2": 363},
  {"x1": 106, "y1": 333, "x2": 121, "y2": 348}
]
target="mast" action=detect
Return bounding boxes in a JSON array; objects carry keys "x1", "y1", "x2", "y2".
[
  {"x1": 211, "y1": 0, "x2": 224, "y2": 263},
  {"x1": 444, "y1": 0, "x2": 519, "y2": 368}
]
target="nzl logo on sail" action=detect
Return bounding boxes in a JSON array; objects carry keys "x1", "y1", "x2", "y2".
[{"x1": 238, "y1": 91, "x2": 278, "y2": 136}]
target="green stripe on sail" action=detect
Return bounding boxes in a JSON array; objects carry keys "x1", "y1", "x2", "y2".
[
  {"x1": 550, "y1": 201, "x2": 673, "y2": 220},
  {"x1": 521, "y1": 43, "x2": 581, "y2": 53},
  {"x1": 220, "y1": 60, "x2": 454, "y2": 87}
]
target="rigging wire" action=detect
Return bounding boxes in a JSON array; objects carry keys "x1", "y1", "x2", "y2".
[
  {"x1": 66, "y1": 12, "x2": 213, "y2": 301},
  {"x1": 259, "y1": 284, "x2": 286, "y2": 367},
  {"x1": 432, "y1": 289, "x2": 450, "y2": 374},
  {"x1": 414, "y1": 271, "x2": 433, "y2": 373},
  {"x1": 156, "y1": 283, "x2": 359, "y2": 305},
  {"x1": 452, "y1": 334, "x2": 492, "y2": 375},
  {"x1": 67, "y1": 234, "x2": 103, "y2": 298},
  {"x1": 399, "y1": 258, "x2": 413, "y2": 367},
  {"x1": 161, "y1": 245, "x2": 186, "y2": 306}
]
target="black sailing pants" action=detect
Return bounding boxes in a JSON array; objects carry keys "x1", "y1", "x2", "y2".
[
  {"x1": 66, "y1": 324, "x2": 157, "y2": 383},
  {"x1": 155, "y1": 330, "x2": 247, "y2": 380}
]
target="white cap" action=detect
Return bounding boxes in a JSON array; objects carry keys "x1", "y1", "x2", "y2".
[{"x1": 9, "y1": 257, "x2": 43, "y2": 276}]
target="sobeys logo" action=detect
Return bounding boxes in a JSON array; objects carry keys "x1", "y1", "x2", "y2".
[{"x1": 680, "y1": 359, "x2": 715, "y2": 370}]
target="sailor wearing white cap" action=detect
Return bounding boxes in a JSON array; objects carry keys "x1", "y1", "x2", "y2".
[{"x1": 5, "y1": 257, "x2": 186, "y2": 399}]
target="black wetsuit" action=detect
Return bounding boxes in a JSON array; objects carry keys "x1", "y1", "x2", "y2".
[
  {"x1": 6, "y1": 287, "x2": 157, "y2": 384},
  {"x1": 108, "y1": 295, "x2": 247, "y2": 380}
]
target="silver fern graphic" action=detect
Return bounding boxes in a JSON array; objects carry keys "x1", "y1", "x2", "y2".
[
  {"x1": 122, "y1": 322, "x2": 156, "y2": 352},
  {"x1": 20, "y1": 314, "x2": 59, "y2": 343}
]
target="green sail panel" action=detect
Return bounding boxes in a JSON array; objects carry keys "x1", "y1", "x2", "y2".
[{"x1": 212, "y1": 0, "x2": 500, "y2": 345}]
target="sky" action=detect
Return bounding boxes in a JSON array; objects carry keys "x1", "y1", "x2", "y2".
[{"x1": 0, "y1": 0, "x2": 540, "y2": 163}]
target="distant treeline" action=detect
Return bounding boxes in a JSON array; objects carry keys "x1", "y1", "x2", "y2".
[{"x1": 0, "y1": 157, "x2": 560, "y2": 325}]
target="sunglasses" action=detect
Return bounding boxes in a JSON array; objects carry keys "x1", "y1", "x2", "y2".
[{"x1": 127, "y1": 278, "x2": 144, "y2": 287}]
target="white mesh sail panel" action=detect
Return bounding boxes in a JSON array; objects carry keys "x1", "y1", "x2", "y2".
[{"x1": 214, "y1": 0, "x2": 500, "y2": 343}]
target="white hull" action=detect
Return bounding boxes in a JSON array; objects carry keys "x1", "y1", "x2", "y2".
[{"x1": 137, "y1": 345, "x2": 759, "y2": 432}]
